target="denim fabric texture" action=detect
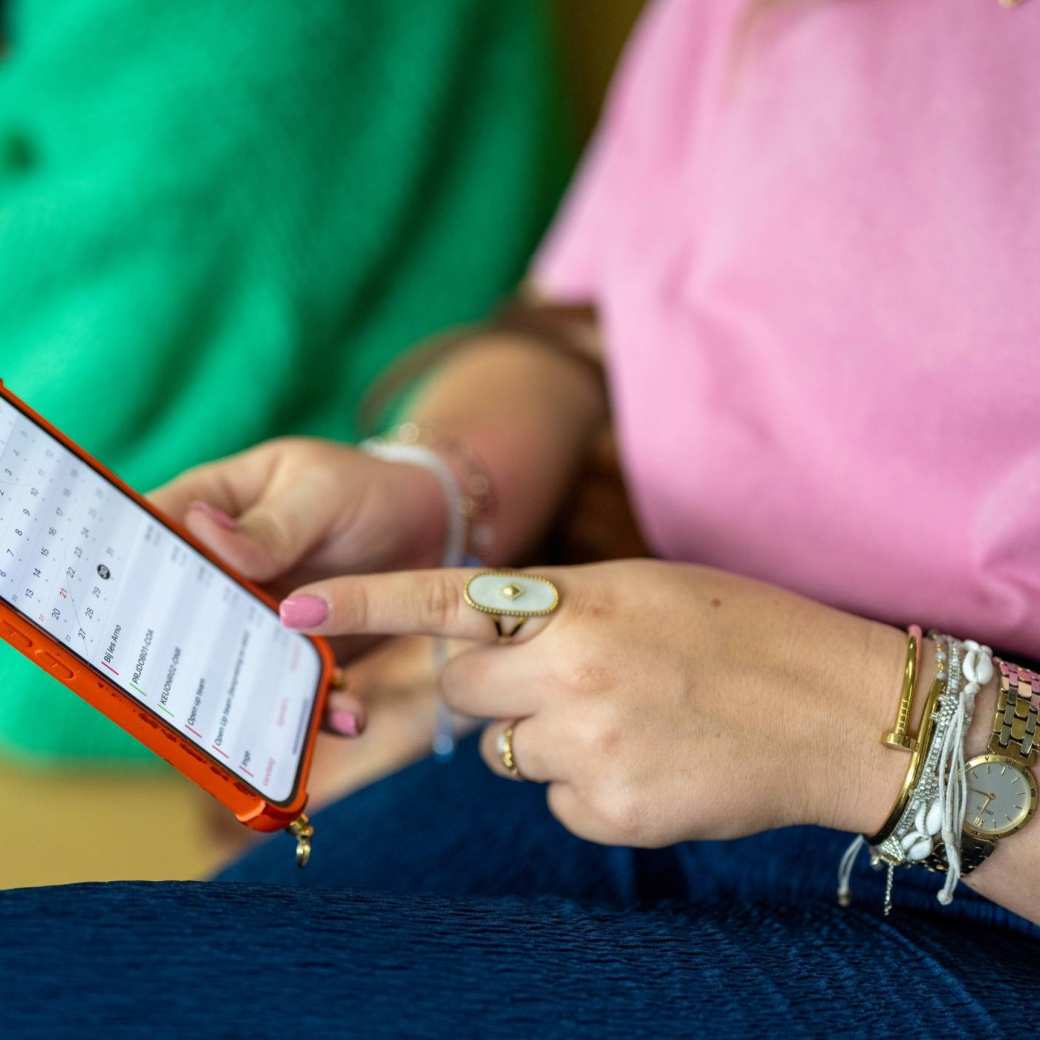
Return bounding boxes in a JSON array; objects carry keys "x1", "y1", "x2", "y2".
[{"x1": 2, "y1": 733, "x2": 1037, "y2": 1037}]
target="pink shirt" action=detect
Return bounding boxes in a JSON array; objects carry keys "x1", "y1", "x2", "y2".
[{"x1": 535, "y1": 0, "x2": 1040, "y2": 658}]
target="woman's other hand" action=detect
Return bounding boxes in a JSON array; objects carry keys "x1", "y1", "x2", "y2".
[
  {"x1": 276, "y1": 560, "x2": 913, "y2": 847},
  {"x1": 149, "y1": 438, "x2": 448, "y2": 593}
]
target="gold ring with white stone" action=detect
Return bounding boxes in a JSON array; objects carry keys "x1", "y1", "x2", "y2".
[
  {"x1": 463, "y1": 570, "x2": 560, "y2": 640},
  {"x1": 497, "y1": 721, "x2": 525, "y2": 780}
]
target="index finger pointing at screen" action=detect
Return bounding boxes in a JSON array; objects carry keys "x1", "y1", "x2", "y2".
[{"x1": 278, "y1": 569, "x2": 563, "y2": 642}]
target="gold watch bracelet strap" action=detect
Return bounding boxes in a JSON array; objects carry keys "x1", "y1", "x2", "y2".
[
  {"x1": 993, "y1": 659, "x2": 1040, "y2": 765},
  {"x1": 921, "y1": 657, "x2": 1040, "y2": 878},
  {"x1": 921, "y1": 832, "x2": 995, "y2": 876}
]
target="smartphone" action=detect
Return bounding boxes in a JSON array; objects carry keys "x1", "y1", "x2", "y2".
[{"x1": 0, "y1": 382, "x2": 336, "y2": 842}]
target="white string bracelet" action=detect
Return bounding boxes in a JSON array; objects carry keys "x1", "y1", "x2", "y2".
[
  {"x1": 935, "y1": 638, "x2": 989, "y2": 903},
  {"x1": 359, "y1": 438, "x2": 472, "y2": 758}
]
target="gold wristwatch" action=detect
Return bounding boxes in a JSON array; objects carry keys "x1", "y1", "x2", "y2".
[{"x1": 925, "y1": 659, "x2": 1039, "y2": 875}]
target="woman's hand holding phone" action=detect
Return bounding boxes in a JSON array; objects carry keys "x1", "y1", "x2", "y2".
[
  {"x1": 150, "y1": 437, "x2": 450, "y2": 737},
  {"x1": 151, "y1": 438, "x2": 448, "y2": 587}
]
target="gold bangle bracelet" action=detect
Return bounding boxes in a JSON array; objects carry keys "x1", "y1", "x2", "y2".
[
  {"x1": 867, "y1": 640, "x2": 946, "y2": 848},
  {"x1": 882, "y1": 625, "x2": 922, "y2": 752}
]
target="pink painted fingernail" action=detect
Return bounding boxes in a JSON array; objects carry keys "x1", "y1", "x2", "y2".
[
  {"x1": 329, "y1": 710, "x2": 362, "y2": 737},
  {"x1": 280, "y1": 595, "x2": 329, "y2": 629},
  {"x1": 189, "y1": 500, "x2": 238, "y2": 531}
]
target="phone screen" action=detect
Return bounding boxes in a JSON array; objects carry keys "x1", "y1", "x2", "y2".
[{"x1": 0, "y1": 396, "x2": 323, "y2": 804}]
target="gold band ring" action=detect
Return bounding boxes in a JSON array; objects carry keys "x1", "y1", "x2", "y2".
[
  {"x1": 497, "y1": 721, "x2": 526, "y2": 780},
  {"x1": 463, "y1": 570, "x2": 560, "y2": 641}
]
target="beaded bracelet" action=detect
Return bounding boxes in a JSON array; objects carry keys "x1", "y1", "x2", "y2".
[
  {"x1": 867, "y1": 638, "x2": 951, "y2": 853},
  {"x1": 870, "y1": 638, "x2": 963, "y2": 866}
]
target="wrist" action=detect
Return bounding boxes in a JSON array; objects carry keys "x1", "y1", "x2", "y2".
[
  {"x1": 406, "y1": 338, "x2": 606, "y2": 562},
  {"x1": 821, "y1": 631, "x2": 1000, "y2": 838},
  {"x1": 393, "y1": 422, "x2": 495, "y2": 561},
  {"x1": 807, "y1": 620, "x2": 909, "y2": 835},
  {"x1": 364, "y1": 424, "x2": 494, "y2": 565},
  {"x1": 367, "y1": 452, "x2": 449, "y2": 570},
  {"x1": 404, "y1": 462, "x2": 454, "y2": 569}
]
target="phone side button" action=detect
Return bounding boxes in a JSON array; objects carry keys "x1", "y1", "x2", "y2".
[
  {"x1": 0, "y1": 622, "x2": 33, "y2": 650},
  {"x1": 38, "y1": 652, "x2": 75, "y2": 681}
]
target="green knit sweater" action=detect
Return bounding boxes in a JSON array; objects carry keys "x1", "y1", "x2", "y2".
[{"x1": 0, "y1": 0, "x2": 571, "y2": 762}]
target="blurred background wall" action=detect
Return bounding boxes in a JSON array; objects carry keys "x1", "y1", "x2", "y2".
[
  {"x1": 555, "y1": 0, "x2": 644, "y2": 139},
  {"x1": 0, "y1": 0, "x2": 647, "y2": 890}
]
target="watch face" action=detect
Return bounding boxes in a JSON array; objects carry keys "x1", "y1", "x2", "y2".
[{"x1": 964, "y1": 756, "x2": 1038, "y2": 839}]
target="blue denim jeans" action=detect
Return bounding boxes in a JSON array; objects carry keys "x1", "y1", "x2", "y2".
[{"x1": 2, "y1": 733, "x2": 1037, "y2": 1038}]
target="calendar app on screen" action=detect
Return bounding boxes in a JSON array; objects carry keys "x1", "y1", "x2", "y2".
[{"x1": 0, "y1": 398, "x2": 322, "y2": 803}]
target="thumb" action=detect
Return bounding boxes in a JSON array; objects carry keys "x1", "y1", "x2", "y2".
[
  {"x1": 186, "y1": 467, "x2": 343, "y2": 583},
  {"x1": 322, "y1": 683, "x2": 368, "y2": 739}
]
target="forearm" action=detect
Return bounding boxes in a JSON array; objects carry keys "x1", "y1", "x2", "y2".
[{"x1": 404, "y1": 333, "x2": 608, "y2": 564}]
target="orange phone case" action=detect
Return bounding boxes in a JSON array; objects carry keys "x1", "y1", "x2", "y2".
[{"x1": 0, "y1": 381, "x2": 336, "y2": 856}]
